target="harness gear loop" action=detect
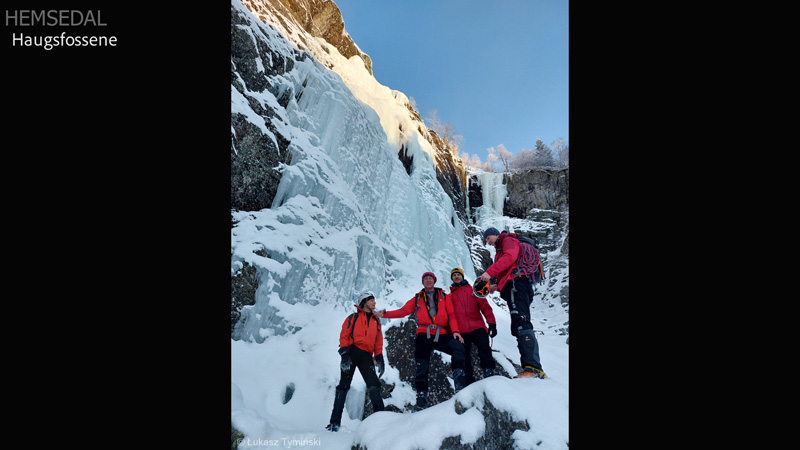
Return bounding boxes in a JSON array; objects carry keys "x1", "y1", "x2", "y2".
[{"x1": 426, "y1": 324, "x2": 446, "y2": 342}]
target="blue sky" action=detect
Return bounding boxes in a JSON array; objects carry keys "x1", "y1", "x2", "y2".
[{"x1": 333, "y1": 0, "x2": 569, "y2": 166}]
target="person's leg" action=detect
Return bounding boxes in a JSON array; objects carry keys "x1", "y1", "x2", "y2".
[
  {"x1": 462, "y1": 335, "x2": 475, "y2": 384},
  {"x1": 469, "y1": 328, "x2": 496, "y2": 376},
  {"x1": 413, "y1": 333, "x2": 434, "y2": 409},
  {"x1": 414, "y1": 333, "x2": 434, "y2": 393},
  {"x1": 328, "y1": 352, "x2": 357, "y2": 427},
  {"x1": 436, "y1": 334, "x2": 467, "y2": 392},
  {"x1": 506, "y1": 276, "x2": 544, "y2": 373},
  {"x1": 353, "y1": 348, "x2": 384, "y2": 412}
]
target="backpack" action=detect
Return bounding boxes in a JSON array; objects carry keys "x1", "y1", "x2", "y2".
[
  {"x1": 344, "y1": 309, "x2": 381, "y2": 342},
  {"x1": 509, "y1": 234, "x2": 545, "y2": 285}
]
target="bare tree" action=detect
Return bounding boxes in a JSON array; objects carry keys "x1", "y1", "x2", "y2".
[
  {"x1": 426, "y1": 109, "x2": 442, "y2": 135},
  {"x1": 426, "y1": 109, "x2": 463, "y2": 156},
  {"x1": 447, "y1": 132, "x2": 463, "y2": 156},
  {"x1": 496, "y1": 144, "x2": 511, "y2": 172}
]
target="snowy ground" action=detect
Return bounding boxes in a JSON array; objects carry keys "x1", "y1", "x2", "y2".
[{"x1": 231, "y1": 277, "x2": 568, "y2": 450}]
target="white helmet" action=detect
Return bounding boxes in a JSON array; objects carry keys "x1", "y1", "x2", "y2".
[{"x1": 358, "y1": 292, "x2": 375, "y2": 307}]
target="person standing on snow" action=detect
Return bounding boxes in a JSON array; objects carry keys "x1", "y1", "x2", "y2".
[
  {"x1": 479, "y1": 228, "x2": 547, "y2": 379},
  {"x1": 374, "y1": 272, "x2": 466, "y2": 411},
  {"x1": 326, "y1": 292, "x2": 385, "y2": 432},
  {"x1": 447, "y1": 267, "x2": 498, "y2": 385}
]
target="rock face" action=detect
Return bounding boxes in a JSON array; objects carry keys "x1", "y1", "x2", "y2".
[
  {"x1": 242, "y1": 0, "x2": 373, "y2": 75},
  {"x1": 231, "y1": 260, "x2": 258, "y2": 334},
  {"x1": 231, "y1": 3, "x2": 296, "y2": 212},
  {"x1": 428, "y1": 131, "x2": 470, "y2": 229},
  {"x1": 503, "y1": 168, "x2": 569, "y2": 216},
  {"x1": 448, "y1": 394, "x2": 532, "y2": 450}
]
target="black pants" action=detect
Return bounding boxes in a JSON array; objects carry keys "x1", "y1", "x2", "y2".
[
  {"x1": 500, "y1": 276, "x2": 543, "y2": 371},
  {"x1": 414, "y1": 332, "x2": 465, "y2": 392},
  {"x1": 462, "y1": 328, "x2": 496, "y2": 383},
  {"x1": 329, "y1": 346, "x2": 382, "y2": 424},
  {"x1": 335, "y1": 346, "x2": 380, "y2": 391}
]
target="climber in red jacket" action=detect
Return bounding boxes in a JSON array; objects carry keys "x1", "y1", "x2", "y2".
[
  {"x1": 375, "y1": 272, "x2": 466, "y2": 411},
  {"x1": 479, "y1": 227, "x2": 547, "y2": 379},
  {"x1": 447, "y1": 267, "x2": 497, "y2": 385},
  {"x1": 326, "y1": 292, "x2": 385, "y2": 432}
]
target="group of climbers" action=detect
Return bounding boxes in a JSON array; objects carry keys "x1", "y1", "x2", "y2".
[{"x1": 325, "y1": 226, "x2": 547, "y2": 431}]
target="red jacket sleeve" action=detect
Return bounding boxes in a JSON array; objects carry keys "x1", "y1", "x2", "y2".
[
  {"x1": 476, "y1": 295, "x2": 496, "y2": 325},
  {"x1": 445, "y1": 295, "x2": 460, "y2": 334},
  {"x1": 339, "y1": 314, "x2": 354, "y2": 348},
  {"x1": 486, "y1": 237, "x2": 519, "y2": 278},
  {"x1": 383, "y1": 297, "x2": 417, "y2": 319}
]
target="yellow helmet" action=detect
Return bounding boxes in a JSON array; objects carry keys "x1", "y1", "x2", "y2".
[{"x1": 450, "y1": 267, "x2": 465, "y2": 279}]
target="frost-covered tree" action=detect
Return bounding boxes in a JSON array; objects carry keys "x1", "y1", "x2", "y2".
[
  {"x1": 551, "y1": 137, "x2": 569, "y2": 168},
  {"x1": 490, "y1": 144, "x2": 511, "y2": 172},
  {"x1": 485, "y1": 150, "x2": 497, "y2": 171},
  {"x1": 533, "y1": 139, "x2": 555, "y2": 167},
  {"x1": 509, "y1": 138, "x2": 564, "y2": 170},
  {"x1": 459, "y1": 151, "x2": 495, "y2": 172},
  {"x1": 510, "y1": 149, "x2": 536, "y2": 170},
  {"x1": 468, "y1": 153, "x2": 482, "y2": 169},
  {"x1": 485, "y1": 146, "x2": 510, "y2": 172}
]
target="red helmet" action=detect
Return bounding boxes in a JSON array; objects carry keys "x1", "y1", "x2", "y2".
[{"x1": 422, "y1": 272, "x2": 436, "y2": 283}]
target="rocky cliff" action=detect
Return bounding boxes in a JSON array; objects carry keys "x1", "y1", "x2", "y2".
[
  {"x1": 242, "y1": 0, "x2": 373, "y2": 75},
  {"x1": 231, "y1": 3, "x2": 297, "y2": 212},
  {"x1": 504, "y1": 168, "x2": 569, "y2": 215}
]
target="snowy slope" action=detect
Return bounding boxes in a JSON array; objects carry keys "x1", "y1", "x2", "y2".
[{"x1": 230, "y1": 1, "x2": 568, "y2": 448}]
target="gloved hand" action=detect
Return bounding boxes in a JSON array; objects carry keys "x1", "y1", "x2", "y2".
[
  {"x1": 339, "y1": 347, "x2": 351, "y2": 372},
  {"x1": 375, "y1": 354, "x2": 385, "y2": 378},
  {"x1": 488, "y1": 323, "x2": 498, "y2": 338}
]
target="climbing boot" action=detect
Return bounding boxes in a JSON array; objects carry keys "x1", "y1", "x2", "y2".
[
  {"x1": 413, "y1": 390, "x2": 428, "y2": 412},
  {"x1": 515, "y1": 366, "x2": 547, "y2": 379},
  {"x1": 368, "y1": 385, "x2": 385, "y2": 412},
  {"x1": 453, "y1": 368, "x2": 466, "y2": 392}
]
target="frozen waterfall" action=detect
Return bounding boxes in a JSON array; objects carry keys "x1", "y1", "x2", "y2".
[
  {"x1": 230, "y1": 0, "x2": 472, "y2": 342},
  {"x1": 473, "y1": 170, "x2": 508, "y2": 232}
]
